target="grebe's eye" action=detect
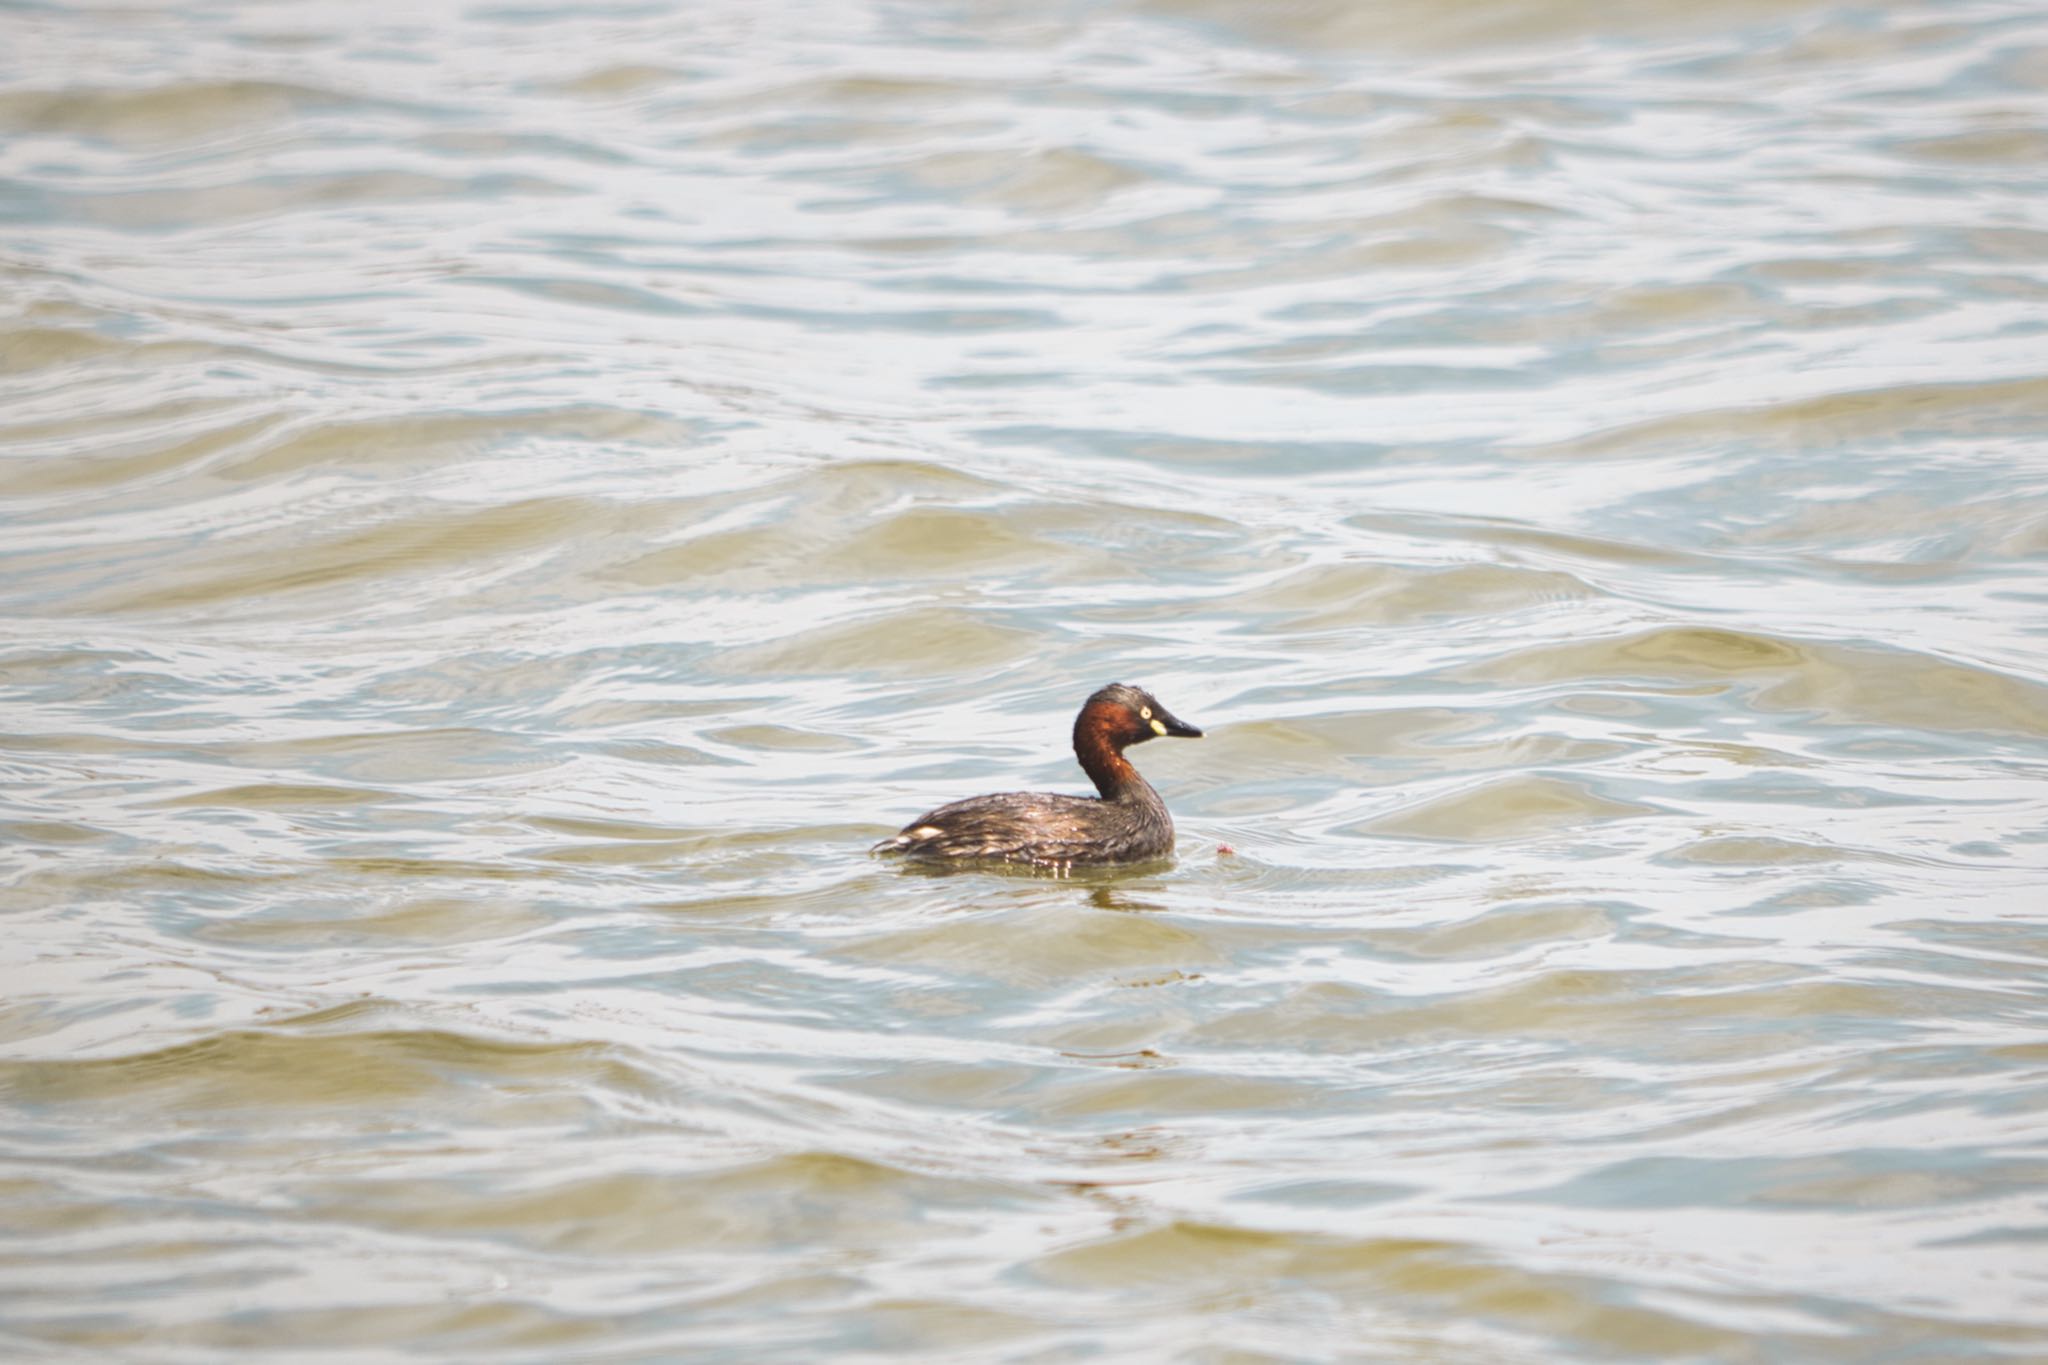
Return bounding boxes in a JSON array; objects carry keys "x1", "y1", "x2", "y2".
[{"x1": 1140, "y1": 706, "x2": 1152, "y2": 720}]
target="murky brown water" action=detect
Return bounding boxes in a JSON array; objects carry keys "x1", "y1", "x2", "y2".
[{"x1": 5, "y1": 0, "x2": 2048, "y2": 1359}]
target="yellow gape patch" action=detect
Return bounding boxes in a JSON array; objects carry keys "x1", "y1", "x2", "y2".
[{"x1": 1149, "y1": 718, "x2": 1168, "y2": 735}]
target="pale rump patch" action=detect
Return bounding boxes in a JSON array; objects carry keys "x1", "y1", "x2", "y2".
[{"x1": 911, "y1": 825, "x2": 944, "y2": 838}]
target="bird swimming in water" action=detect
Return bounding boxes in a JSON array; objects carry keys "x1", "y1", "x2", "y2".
[{"x1": 871, "y1": 682, "x2": 1202, "y2": 872}]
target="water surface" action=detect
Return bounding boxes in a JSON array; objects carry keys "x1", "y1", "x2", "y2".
[{"x1": 4, "y1": 0, "x2": 2048, "y2": 1359}]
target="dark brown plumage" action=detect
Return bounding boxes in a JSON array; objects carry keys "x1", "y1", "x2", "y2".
[{"x1": 871, "y1": 683, "x2": 1202, "y2": 871}]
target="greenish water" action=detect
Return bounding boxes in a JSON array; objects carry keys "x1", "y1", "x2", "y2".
[{"x1": 4, "y1": 0, "x2": 2048, "y2": 1359}]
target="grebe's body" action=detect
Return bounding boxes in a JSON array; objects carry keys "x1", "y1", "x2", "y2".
[{"x1": 871, "y1": 683, "x2": 1201, "y2": 871}]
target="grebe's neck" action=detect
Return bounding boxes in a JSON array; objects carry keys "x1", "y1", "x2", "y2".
[{"x1": 1073, "y1": 703, "x2": 1153, "y2": 802}]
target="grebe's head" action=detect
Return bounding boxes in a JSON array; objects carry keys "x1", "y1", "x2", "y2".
[{"x1": 1078, "y1": 682, "x2": 1202, "y2": 749}]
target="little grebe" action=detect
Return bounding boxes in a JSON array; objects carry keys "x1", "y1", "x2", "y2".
[{"x1": 871, "y1": 683, "x2": 1202, "y2": 870}]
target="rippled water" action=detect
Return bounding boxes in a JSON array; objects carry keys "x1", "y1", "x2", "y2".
[{"x1": 5, "y1": 0, "x2": 2048, "y2": 1359}]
